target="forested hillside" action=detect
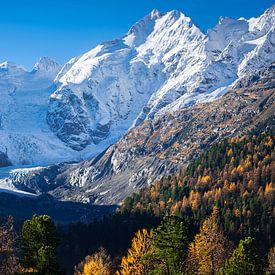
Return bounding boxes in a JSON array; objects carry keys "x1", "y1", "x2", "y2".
[
  {"x1": 56, "y1": 128, "x2": 274, "y2": 273},
  {"x1": 120, "y1": 130, "x2": 275, "y2": 246},
  {"x1": 1, "y1": 129, "x2": 274, "y2": 274},
  {"x1": 0, "y1": 4, "x2": 274, "y2": 275}
]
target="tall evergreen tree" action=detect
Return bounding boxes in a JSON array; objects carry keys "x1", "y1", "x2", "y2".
[
  {"x1": 21, "y1": 215, "x2": 61, "y2": 274},
  {"x1": 152, "y1": 215, "x2": 189, "y2": 274},
  {"x1": 219, "y1": 237, "x2": 263, "y2": 275}
]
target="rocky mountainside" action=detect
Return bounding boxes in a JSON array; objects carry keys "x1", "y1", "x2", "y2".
[
  {"x1": 0, "y1": 6, "x2": 274, "y2": 166},
  {"x1": 3, "y1": 64, "x2": 274, "y2": 204},
  {"x1": 48, "y1": 5, "x2": 275, "y2": 152}
]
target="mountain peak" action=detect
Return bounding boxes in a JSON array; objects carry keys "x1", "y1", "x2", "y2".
[
  {"x1": 167, "y1": 9, "x2": 185, "y2": 18},
  {"x1": 150, "y1": 9, "x2": 162, "y2": 18},
  {"x1": 248, "y1": 4, "x2": 275, "y2": 37},
  {"x1": 127, "y1": 9, "x2": 162, "y2": 35},
  {"x1": 265, "y1": 4, "x2": 275, "y2": 14},
  {"x1": 124, "y1": 9, "x2": 193, "y2": 47},
  {"x1": 124, "y1": 9, "x2": 163, "y2": 47},
  {"x1": 0, "y1": 61, "x2": 27, "y2": 74},
  {"x1": 33, "y1": 57, "x2": 61, "y2": 75},
  {"x1": 219, "y1": 16, "x2": 234, "y2": 24},
  {"x1": 166, "y1": 9, "x2": 193, "y2": 26}
]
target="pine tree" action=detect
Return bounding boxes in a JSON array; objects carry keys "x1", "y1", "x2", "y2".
[
  {"x1": 219, "y1": 237, "x2": 263, "y2": 275},
  {"x1": 152, "y1": 215, "x2": 189, "y2": 274},
  {"x1": 21, "y1": 215, "x2": 60, "y2": 274}
]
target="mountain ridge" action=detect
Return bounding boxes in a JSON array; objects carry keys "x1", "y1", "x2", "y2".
[
  {"x1": 0, "y1": 6, "x2": 274, "y2": 166},
  {"x1": 2, "y1": 63, "x2": 273, "y2": 204}
]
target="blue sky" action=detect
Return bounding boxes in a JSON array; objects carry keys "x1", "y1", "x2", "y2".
[{"x1": 0, "y1": 0, "x2": 274, "y2": 69}]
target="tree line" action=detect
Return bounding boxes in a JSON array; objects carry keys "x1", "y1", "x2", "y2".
[
  {"x1": 76, "y1": 210, "x2": 274, "y2": 274},
  {"x1": 120, "y1": 130, "x2": 275, "y2": 247},
  {"x1": 1, "y1": 211, "x2": 273, "y2": 274}
]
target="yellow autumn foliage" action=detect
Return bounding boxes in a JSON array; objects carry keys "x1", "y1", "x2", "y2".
[
  {"x1": 117, "y1": 229, "x2": 154, "y2": 275},
  {"x1": 201, "y1": 175, "x2": 211, "y2": 184},
  {"x1": 75, "y1": 248, "x2": 111, "y2": 275},
  {"x1": 236, "y1": 164, "x2": 244, "y2": 174},
  {"x1": 264, "y1": 182, "x2": 275, "y2": 199},
  {"x1": 186, "y1": 209, "x2": 232, "y2": 275}
]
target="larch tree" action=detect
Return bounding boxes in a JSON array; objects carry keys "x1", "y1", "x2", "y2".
[
  {"x1": 75, "y1": 247, "x2": 111, "y2": 275},
  {"x1": 0, "y1": 216, "x2": 21, "y2": 274},
  {"x1": 186, "y1": 208, "x2": 232, "y2": 275},
  {"x1": 117, "y1": 228, "x2": 155, "y2": 275},
  {"x1": 267, "y1": 246, "x2": 275, "y2": 274}
]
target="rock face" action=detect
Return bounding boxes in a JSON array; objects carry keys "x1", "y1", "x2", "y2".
[
  {"x1": 33, "y1": 57, "x2": 61, "y2": 78},
  {"x1": 0, "y1": 152, "x2": 11, "y2": 167},
  {"x1": 5, "y1": 64, "x2": 274, "y2": 204},
  {"x1": 0, "y1": 6, "x2": 274, "y2": 165},
  {"x1": 47, "y1": 6, "x2": 275, "y2": 152}
]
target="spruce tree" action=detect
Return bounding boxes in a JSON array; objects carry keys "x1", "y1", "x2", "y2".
[
  {"x1": 21, "y1": 215, "x2": 61, "y2": 274},
  {"x1": 152, "y1": 215, "x2": 189, "y2": 274},
  {"x1": 219, "y1": 237, "x2": 263, "y2": 275}
]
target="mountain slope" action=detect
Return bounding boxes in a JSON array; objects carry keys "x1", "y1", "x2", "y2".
[
  {"x1": 119, "y1": 129, "x2": 275, "y2": 248},
  {"x1": 0, "y1": 58, "x2": 81, "y2": 165},
  {"x1": 48, "y1": 5, "x2": 275, "y2": 153},
  {"x1": 0, "y1": 6, "x2": 274, "y2": 166},
  {"x1": 59, "y1": 129, "x2": 274, "y2": 273},
  {"x1": 4, "y1": 63, "x2": 274, "y2": 204},
  {"x1": 47, "y1": 10, "x2": 204, "y2": 150},
  {"x1": 52, "y1": 63, "x2": 274, "y2": 204}
]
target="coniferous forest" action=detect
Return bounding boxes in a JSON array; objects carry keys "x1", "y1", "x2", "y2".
[{"x1": 0, "y1": 129, "x2": 274, "y2": 274}]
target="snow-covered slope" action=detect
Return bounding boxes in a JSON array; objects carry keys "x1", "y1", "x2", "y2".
[
  {"x1": 0, "y1": 5, "x2": 274, "y2": 166},
  {"x1": 1, "y1": 62, "x2": 274, "y2": 204},
  {"x1": 0, "y1": 165, "x2": 39, "y2": 197},
  {"x1": 48, "y1": 5, "x2": 275, "y2": 151},
  {"x1": 0, "y1": 58, "x2": 82, "y2": 165}
]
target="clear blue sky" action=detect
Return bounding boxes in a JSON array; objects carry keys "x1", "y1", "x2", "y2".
[{"x1": 1, "y1": 0, "x2": 274, "y2": 69}]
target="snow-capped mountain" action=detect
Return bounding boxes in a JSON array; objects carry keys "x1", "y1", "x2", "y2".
[
  {"x1": 48, "y1": 5, "x2": 275, "y2": 151},
  {"x1": 0, "y1": 5, "x2": 274, "y2": 166},
  {"x1": 2, "y1": 63, "x2": 274, "y2": 204},
  {"x1": 33, "y1": 57, "x2": 62, "y2": 78}
]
